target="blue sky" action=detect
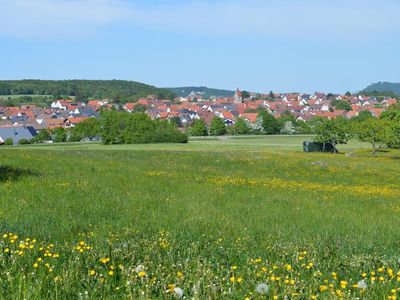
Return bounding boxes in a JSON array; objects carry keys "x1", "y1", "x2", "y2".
[{"x1": 0, "y1": 0, "x2": 399, "y2": 93}]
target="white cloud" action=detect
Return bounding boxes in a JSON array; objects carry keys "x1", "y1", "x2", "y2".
[
  {"x1": 0, "y1": 0, "x2": 399, "y2": 40},
  {"x1": 0, "y1": 0, "x2": 129, "y2": 39}
]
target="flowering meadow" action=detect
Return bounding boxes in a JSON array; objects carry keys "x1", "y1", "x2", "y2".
[{"x1": 0, "y1": 137, "x2": 399, "y2": 299}]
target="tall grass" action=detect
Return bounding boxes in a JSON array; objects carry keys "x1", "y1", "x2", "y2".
[{"x1": 0, "y1": 139, "x2": 399, "y2": 298}]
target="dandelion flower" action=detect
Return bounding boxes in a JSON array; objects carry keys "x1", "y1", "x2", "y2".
[
  {"x1": 173, "y1": 287, "x2": 184, "y2": 298},
  {"x1": 357, "y1": 280, "x2": 367, "y2": 290},
  {"x1": 135, "y1": 264, "x2": 145, "y2": 273},
  {"x1": 256, "y1": 283, "x2": 269, "y2": 295},
  {"x1": 138, "y1": 271, "x2": 147, "y2": 278}
]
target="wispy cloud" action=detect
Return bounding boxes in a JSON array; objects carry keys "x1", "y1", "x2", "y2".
[{"x1": 1, "y1": 0, "x2": 399, "y2": 40}]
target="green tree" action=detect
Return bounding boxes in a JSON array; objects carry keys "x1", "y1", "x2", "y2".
[
  {"x1": 170, "y1": 117, "x2": 182, "y2": 128},
  {"x1": 269, "y1": 91, "x2": 275, "y2": 99},
  {"x1": 389, "y1": 119, "x2": 400, "y2": 148},
  {"x1": 133, "y1": 104, "x2": 147, "y2": 113},
  {"x1": 99, "y1": 110, "x2": 126, "y2": 144},
  {"x1": 99, "y1": 111, "x2": 187, "y2": 144},
  {"x1": 380, "y1": 107, "x2": 400, "y2": 122},
  {"x1": 31, "y1": 129, "x2": 51, "y2": 143},
  {"x1": 345, "y1": 91, "x2": 352, "y2": 97},
  {"x1": 190, "y1": 119, "x2": 208, "y2": 136},
  {"x1": 355, "y1": 118, "x2": 393, "y2": 155},
  {"x1": 335, "y1": 101, "x2": 352, "y2": 111},
  {"x1": 229, "y1": 118, "x2": 250, "y2": 135},
  {"x1": 259, "y1": 111, "x2": 281, "y2": 135},
  {"x1": 241, "y1": 91, "x2": 251, "y2": 99},
  {"x1": 52, "y1": 127, "x2": 67, "y2": 143},
  {"x1": 351, "y1": 110, "x2": 373, "y2": 122},
  {"x1": 314, "y1": 118, "x2": 352, "y2": 153},
  {"x1": 72, "y1": 118, "x2": 100, "y2": 141},
  {"x1": 209, "y1": 117, "x2": 226, "y2": 136},
  {"x1": 295, "y1": 121, "x2": 313, "y2": 134}
]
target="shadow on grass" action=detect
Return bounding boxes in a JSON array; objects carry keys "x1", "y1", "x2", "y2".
[{"x1": 0, "y1": 165, "x2": 41, "y2": 182}]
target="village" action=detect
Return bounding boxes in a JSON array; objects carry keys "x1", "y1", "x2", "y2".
[{"x1": 0, "y1": 89, "x2": 398, "y2": 144}]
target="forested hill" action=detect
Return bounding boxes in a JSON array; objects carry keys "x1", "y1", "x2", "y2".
[
  {"x1": 363, "y1": 82, "x2": 400, "y2": 96},
  {"x1": 166, "y1": 86, "x2": 235, "y2": 98},
  {"x1": 0, "y1": 80, "x2": 176, "y2": 102}
]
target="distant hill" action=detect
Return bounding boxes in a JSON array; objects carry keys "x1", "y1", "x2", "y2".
[
  {"x1": 363, "y1": 82, "x2": 400, "y2": 96},
  {"x1": 166, "y1": 86, "x2": 235, "y2": 99},
  {"x1": 0, "y1": 80, "x2": 176, "y2": 103}
]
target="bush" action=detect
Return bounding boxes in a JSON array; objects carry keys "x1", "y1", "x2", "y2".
[
  {"x1": 68, "y1": 133, "x2": 83, "y2": 142},
  {"x1": 259, "y1": 111, "x2": 281, "y2": 135},
  {"x1": 4, "y1": 138, "x2": 13, "y2": 145},
  {"x1": 190, "y1": 119, "x2": 208, "y2": 136},
  {"x1": 18, "y1": 138, "x2": 31, "y2": 145},
  {"x1": 31, "y1": 130, "x2": 51, "y2": 144},
  {"x1": 100, "y1": 111, "x2": 188, "y2": 144},
  {"x1": 52, "y1": 127, "x2": 67, "y2": 143},
  {"x1": 209, "y1": 117, "x2": 226, "y2": 136},
  {"x1": 228, "y1": 118, "x2": 250, "y2": 135}
]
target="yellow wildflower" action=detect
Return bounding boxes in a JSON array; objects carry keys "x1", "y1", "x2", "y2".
[{"x1": 138, "y1": 271, "x2": 147, "y2": 278}]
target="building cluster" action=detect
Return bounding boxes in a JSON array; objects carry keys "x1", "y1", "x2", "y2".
[{"x1": 0, "y1": 90, "x2": 398, "y2": 135}]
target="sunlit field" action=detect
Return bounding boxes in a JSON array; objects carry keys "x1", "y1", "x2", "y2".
[{"x1": 0, "y1": 136, "x2": 399, "y2": 299}]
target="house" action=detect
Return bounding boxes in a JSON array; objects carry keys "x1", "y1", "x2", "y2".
[
  {"x1": 65, "y1": 117, "x2": 89, "y2": 128},
  {"x1": 381, "y1": 98, "x2": 397, "y2": 107},
  {"x1": 123, "y1": 103, "x2": 137, "y2": 112},
  {"x1": 51, "y1": 100, "x2": 73, "y2": 110},
  {"x1": 345, "y1": 111, "x2": 359, "y2": 119},
  {"x1": 0, "y1": 126, "x2": 37, "y2": 145},
  {"x1": 240, "y1": 113, "x2": 259, "y2": 123}
]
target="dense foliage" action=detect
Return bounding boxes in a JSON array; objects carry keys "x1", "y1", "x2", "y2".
[
  {"x1": 228, "y1": 118, "x2": 250, "y2": 135},
  {"x1": 70, "y1": 118, "x2": 100, "y2": 141},
  {"x1": 0, "y1": 80, "x2": 176, "y2": 103},
  {"x1": 0, "y1": 95, "x2": 53, "y2": 107},
  {"x1": 313, "y1": 110, "x2": 400, "y2": 154},
  {"x1": 190, "y1": 119, "x2": 208, "y2": 136},
  {"x1": 259, "y1": 111, "x2": 281, "y2": 135},
  {"x1": 100, "y1": 111, "x2": 188, "y2": 144},
  {"x1": 314, "y1": 118, "x2": 352, "y2": 152},
  {"x1": 209, "y1": 117, "x2": 227, "y2": 136},
  {"x1": 166, "y1": 86, "x2": 235, "y2": 98},
  {"x1": 363, "y1": 82, "x2": 400, "y2": 97}
]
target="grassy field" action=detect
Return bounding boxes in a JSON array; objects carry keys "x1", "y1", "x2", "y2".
[{"x1": 0, "y1": 136, "x2": 399, "y2": 299}]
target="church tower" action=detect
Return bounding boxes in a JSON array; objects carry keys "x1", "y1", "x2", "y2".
[{"x1": 234, "y1": 88, "x2": 243, "y2": 103}]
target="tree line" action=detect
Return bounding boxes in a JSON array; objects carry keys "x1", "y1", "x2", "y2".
[
  {"x1": 314, "y1": 106, "x2": 400, "y2": 154},
  {"x1": 6, "y1": 106, "x2": 400, "y2": 153},
  {"x1": 12, "y1": 111, "x2": 188, "y2": 145},
  {"x1": 189, "y1": 111, "x2": 324, "y2": 137},
  {"x1": 0, "y1": 80, "x2": 176, "y2": 103}
]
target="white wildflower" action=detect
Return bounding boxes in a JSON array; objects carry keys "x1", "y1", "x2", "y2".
[
  {"x1": 134, "y1": 264, "x2": 145, "y2": 273},
  {"x1": 357, "y1": 280, "x2": 367, "y2": 289},
  {"x1": 173, "y1": 287, "x2": 184, "y2": 298},
  {"x1": 256, "y1": 283, "x2": 269, "y2": 295}
]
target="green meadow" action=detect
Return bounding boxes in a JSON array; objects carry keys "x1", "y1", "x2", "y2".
[{"x1": 0, "y1": 136, "x2": 399, "y2": 299}]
